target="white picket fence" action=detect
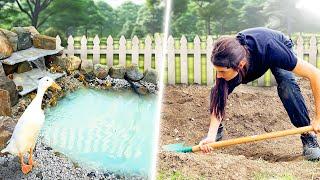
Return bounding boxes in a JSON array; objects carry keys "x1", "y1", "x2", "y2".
[
  {"x1": 55, "y1": 34, "x2": 319, "y2": 86},
  {"x1": 55, "y1": 34, "x2": 163, "y2": 74}
]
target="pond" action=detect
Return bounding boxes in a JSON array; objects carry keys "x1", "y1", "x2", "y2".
[{"x1": 41, "y1": 88, "x2": 158, "y2": 177}]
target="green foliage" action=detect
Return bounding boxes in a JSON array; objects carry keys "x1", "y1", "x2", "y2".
[
  {"x1": 0, "y1": 0, "x2": 162, "y2": 38},
  {"x1": 132, "y1": 5, "x2": 164, "y2": 38},
  {"x1": 2, "y1": 0, "x2": 320, "y2": 39},
  {"x1": 253, "y1": 172, "x2": 296, "y2": 180},
  {"x1": 157, "y1": 171, "x2": 189, "y2": 180}
]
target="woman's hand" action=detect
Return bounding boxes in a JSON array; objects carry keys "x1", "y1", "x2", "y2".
[
  {"x1": 199, "y1": 136, "x2": 215, "y2": 153},
  {"x1": 312, "y1": 118, "x2": 320, "y2": 134}
]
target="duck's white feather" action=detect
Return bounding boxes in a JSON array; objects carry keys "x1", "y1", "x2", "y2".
[{"x1": 1, "y1": 77, "x2": 55, "y2": 156}]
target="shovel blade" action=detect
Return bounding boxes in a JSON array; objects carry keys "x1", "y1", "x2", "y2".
[{"x1": 162, "y1": 143, "x2": 193, "y2": 153}]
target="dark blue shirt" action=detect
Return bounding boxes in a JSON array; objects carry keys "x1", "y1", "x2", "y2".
[{"x1": 238, "y1": 27, "x2": 297, "y2": 84}]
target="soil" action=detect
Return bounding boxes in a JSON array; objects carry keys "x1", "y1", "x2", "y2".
[{"x1": 157, "y1": 78, "x2": 320, "y2": 179}]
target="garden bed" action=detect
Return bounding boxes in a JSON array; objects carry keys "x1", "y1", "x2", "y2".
[{"x1": 157, "y1": 78, "x2": 320, "y2": 179}]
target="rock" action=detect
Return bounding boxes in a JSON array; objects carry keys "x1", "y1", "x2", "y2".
[
  {"x1": 0, "y1": 76, "x2": 18, "y2": 106},
  {"x1": 33, "y1": 34, "x2": 56, "y2": 50},
  {"x1": 22, "y1": 26, "x2": 39, "y2": 38},
  {"x1": 0, "y1": 116, "x2": 16, "y2": 150},
  {"x1": 0, "y1": 63, "x2": 5, "y2": 77},
  {"x1": 36, "y1": 172, "x2": 43, "y2": 180},
  {"x1": 93, "y1": 64, "x2": 109, "y2": 79},
  {"x1": 44, "y1": 146, "x2": 53, "y2": 151},
  {"x1": 51, "y1": 56, "x2": 67, "y2": 70},
  {"x1": 84, "y1": 73, "x2": 95, "y2": 82},
  {"x1": 0, "y1": 31, "x2": 13, "y2": 60},
  {"x1": 109, "y1": 65, "x2": 126, "y2": 79},
  {"x1": 11, "y1": 27, "x2": 32, "y2": 50},
  {"x1": 0, "y1": 28, "x2": 18, "y2": 51},
  {"x1": 0, "y1": 90, "x2": 12, "y2": 116},
  {"x1": 125, "y1": 64, "x2": 143, "y2": 81},
  {"x1": 80, "y1": 60, "x2": 93, "y2": 74},
  {"x1": 87, "y1": 172, "x2": 96, "y2": 178},
  {"x1": 2, "y1": 64, "x2": 18, "y2": 75},
  {"x1": 136, "y1": 85, "x2": 148, "y2": 95},
  {"x1": 66, "y1": 56, "x2": 81, "y2": 72},
  {"x1": 142, "y1": 69, "x2": 158, "y2": 84},
  {"x1": 16, "y1": 85, "x2": 23, "y2": 92},
  {"x1": 17, "y1": 61, "x2": 32, "y2": 73}
]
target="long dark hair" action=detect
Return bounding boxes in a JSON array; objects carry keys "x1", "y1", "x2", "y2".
[{"x1": 209, "y1": 36, "x2": 249, "y2": 120}]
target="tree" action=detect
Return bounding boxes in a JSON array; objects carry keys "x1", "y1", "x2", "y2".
[
  {"x1": 14, "y1": 0, "x2": 55, "y2": 28},
  {"x1": 262, "y1": 0, "x2": 300, "y2": 36},
  {"x1": 192, "y1": 0, "x2": 230, "y2": 35},
  {"x1": 132, "y1": 5, "x2": 163, "y2": 38},
  {"x1": 239, "y1": 0, "x2": 267, "y2": 29},
  {"x1": 95, "y1": 0, "x2": 117, "y2": 37},
  {"x1": 0, "y1": 0, "x2": 15, "y2": 10},
  {"x1": 44, "y1": 0, "x2": 96, "y2": 36},
  {"x1": 115, "y1": 2, "x2": 141, "y2": 38}
]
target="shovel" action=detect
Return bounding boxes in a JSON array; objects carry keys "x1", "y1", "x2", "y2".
[{"x1": 163, "y1": 126, "x2": 314, "y2": 153}]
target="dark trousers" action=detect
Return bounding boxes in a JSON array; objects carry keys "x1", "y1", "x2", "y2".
[{"x1": 271, "y1": 67, "x2": 310, "y2": 127}]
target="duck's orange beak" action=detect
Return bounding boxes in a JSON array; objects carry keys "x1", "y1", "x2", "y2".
[{"x1": 50, "y1": 82, "x2": 62, "y2": 91}]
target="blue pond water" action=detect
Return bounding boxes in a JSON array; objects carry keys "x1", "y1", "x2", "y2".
[{"x1": 41, "y1": 88, "x2": 158, "y2": 177}]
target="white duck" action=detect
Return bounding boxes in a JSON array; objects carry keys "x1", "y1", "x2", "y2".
[{"x1": 1, "y1": 76, "x2": 61, "y2": 174}]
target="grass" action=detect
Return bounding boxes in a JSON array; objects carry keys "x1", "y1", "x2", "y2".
[
  {"x1": 253, "y1": 172, "x2": 296, "y2": 180},
  {"x1": 157, "y1": 171, "x2": 200, "y2": 180}
]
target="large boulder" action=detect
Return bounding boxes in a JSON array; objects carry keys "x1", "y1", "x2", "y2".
[
  {"x1": 80, "y1": 60, "x2": 93, "y2": 74},
  {"x1": 0, "y1": 116, "x2": 16, "y2": 151},
  {"x1": 0, "y1": 76, "x2": 18, "y2": 106},
  {"x1": 33, "y1": 34, "x2": 56, "y2": 50},
  {"x1": 11, "y1": 27, "x2": 32, "y2": 50},
  {"x1": 17, "y1": 61, "x2": 32, "y2": 74},
  {"x1": 0, "y1": 28, "x2": 18, "y2": 52},
  {"x1": 23, "y1": 26, "x2": 39, "y2": 38},
  {"x1": 125, "y1": 64, "x2": 143, "y2": 81},
  {"x1": 0, "y1": 90, "x2": 12, "y2": 116},
  {"x1": 109, "y1": 65, "x2": 126, "y2": 79},
  {"x1": 50, "y1": 56, "x2": 67, "y2": 71},
  {"x1": 0, "y1": 31, "x2": 13, "y2": 60},
  {"x1": 93, "y1": 64, "x2": 109, "y2": 79},
  {"x1": 142, "y1": 69, "x2": 158, "y2": 84},
  {"x1": 66, "y1": 56, "x2": 81, "y2": 72}
]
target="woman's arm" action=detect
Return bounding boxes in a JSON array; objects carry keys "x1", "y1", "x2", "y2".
[
  {"x1": 292, "y1": 57, "x2": 320, "y2": 132},
  {"x1": 207, "y1": 113, "x2": 222, "y2": 139},
  {"x1": 199, "y1": 113, "x2": 221, "y2": 153}
]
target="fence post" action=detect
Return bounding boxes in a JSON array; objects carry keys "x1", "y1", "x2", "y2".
[
  {"x1": 194, "y1": 35, "x2": 201, "y2": 84},
  {"x1": 168, "y1": 35, "x2": 175, "y2": 84},
  {"x1": 93, "y1": 35, "x2": 100, "y2": 65},
  {"x1": 67, "y1": 35, "x2": 74, "y2": 56},
  {"x1": 56, "y1": 35, "x2": 62, "y2": 50},
  {"x1": 119, "y1": 36, "x2": 126, "y2": 66},
  {"x1": 80, "y1": 35, "x2": 87, "y2": 61},
  {"x1": 107, "y1": 35, "x2": 114, "y2": 66},
  {"x1": 297, "y1": 35, "x2": 304, "y2": 60},
  {"x1": 132, "y1": 35, "x2": 139, "y2": 66},
  {"x1": 206, "y1": 36, "x2": 214, "y2": 85},
  {"x1": 180, "y1": 35, "x2": 188, "y2": 84},
  {"x1": 144, "y1": 35, "x2": 152, "y2": 71},
  {"x1": 310, "y1": 35, "x2": 317, "y2": 67},
  {"x1": 155, "y1": 34, "x2": 162, "y2": 73}
]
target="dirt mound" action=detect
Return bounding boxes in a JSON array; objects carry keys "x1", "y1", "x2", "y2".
[{"x1": 157, "y1": 78, "x2": 320, "y2": 179}]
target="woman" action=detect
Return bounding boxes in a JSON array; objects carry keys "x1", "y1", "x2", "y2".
[{"x1": 199, "y1": 27, "x2": 320, "y2": 161}]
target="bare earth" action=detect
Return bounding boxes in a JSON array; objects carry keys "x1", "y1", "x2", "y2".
[{"x1": 157, "y1": 78, "x2": 320, "y2": 179}]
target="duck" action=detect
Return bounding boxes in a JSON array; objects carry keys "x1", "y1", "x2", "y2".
[{"x1": 1, "y1": 76, "x2": 61, "y2": 174}]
